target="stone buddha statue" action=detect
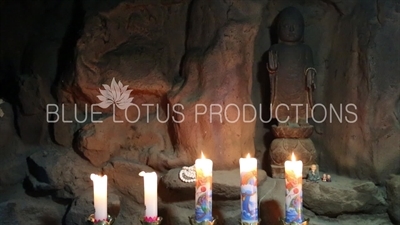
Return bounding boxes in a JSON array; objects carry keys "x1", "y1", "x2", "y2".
[
  {"x1": 267, "y1": 7, "x2": 318, "y2": 178},
  {"x1": 267, "y1": 6, "x2": 316, "y2": 126}
]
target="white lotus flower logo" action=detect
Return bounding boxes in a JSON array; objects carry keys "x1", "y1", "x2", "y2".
[{"x1": 97, "y1": 78, "x2": 133, "y2": 110}]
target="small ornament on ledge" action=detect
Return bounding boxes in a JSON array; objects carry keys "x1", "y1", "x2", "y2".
[
  {"x1": 306, "y1": 164, "x2": 320, "y2": 183},
  {"x1": 327, "y1": 174, "x2": 332, "y2": 182},
  {"x1": 179, "y1": 165, "x2": 196, "y2": 183},
  {"x1": 321, "y1": 173, "x2": 332, "y2": 182}
]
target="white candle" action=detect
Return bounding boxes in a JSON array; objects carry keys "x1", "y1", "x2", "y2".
[
  {"x1": 90, "y1": 174, "x2": 108, "y2": 221},
  {"x1": 194, "y1": 152, "x2": 213, "y2": 222},
  {"x1": 284, "y1": 152, "x2": 303, "y2": 223},
  {"x1": 139, "y1": 171, "x2": 158, "y2": 222},
  {"x1": 239, "y1": 153, "x2": 258, "y2": 222}
]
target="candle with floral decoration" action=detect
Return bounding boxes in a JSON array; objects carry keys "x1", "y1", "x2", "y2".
[
  {"x1": 139, "y1": 171, "x2": 158, "y2": 222},
  {"x1": 284, "y1": 152, "x2": 303, "y2": 223},
  {"x1": 195, "y1": 152, "x2": 213, "y2": 222},
  {"x1": 90, "y1": 174, "x2": 108, "y2": 222},
  {"x1": 239, "y1": 153, "x2": 258, "y2": 223}
]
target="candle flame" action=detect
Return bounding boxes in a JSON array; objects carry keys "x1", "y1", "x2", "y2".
[
  {"x1": 201, "y1": 151, "x2": 205, "y2": 159},
  {"x1": 90, "y1": 173, "x2": 107, "y2": 181},
  {"x1": 291, "y1": 152, "x2": 296, "y2": 161},
  {"x1": 246, "y1": 153, "x2": 251, "y2": 158}
]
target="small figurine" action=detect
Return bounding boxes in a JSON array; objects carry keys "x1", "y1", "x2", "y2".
[
  {"x1": 321, "y1": 174, "x2": 327, "y2": 182},
  {"x1": 306, "y1": 164, "x2": 320, "y2": 182},
  {"x1": 326, "y1": 174, "x2": 332, "y2": 182}
]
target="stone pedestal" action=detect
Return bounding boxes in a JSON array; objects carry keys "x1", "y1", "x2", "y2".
[{"x1": 269, "y1": 125, "x2": 318, "y2": 178}]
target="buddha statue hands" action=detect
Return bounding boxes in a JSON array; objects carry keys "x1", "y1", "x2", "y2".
[
  {"x1": 267, "y1": 50, "x2": 278, "y2": 73},
  {"x1": 306, "y1": 67, "x2": 317, "y2": 91}
]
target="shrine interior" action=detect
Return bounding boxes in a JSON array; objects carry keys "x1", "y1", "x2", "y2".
[{"x1": 0, "y1": 0, "x2": 399, "y2": 225}]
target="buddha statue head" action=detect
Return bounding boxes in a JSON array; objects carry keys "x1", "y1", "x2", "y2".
[{"x1": 277, "y1": 7, "x2": 305, "y2": 44}]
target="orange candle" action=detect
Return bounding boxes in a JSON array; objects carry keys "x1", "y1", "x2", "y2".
[
  {"x1": 284, "y1": 153, "x2": 303, "y2": 223},
  {"x1": 194, "y1": 152, "x2": 213, "y2": 222},
  {"x1": 239, "y1": 153, "x2": 258, "y2": 222}
]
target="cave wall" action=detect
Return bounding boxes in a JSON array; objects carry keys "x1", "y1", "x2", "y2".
[
  {"x1": 316, "y1": 0, "x2": 400, "y2": 183},
  {"x1": 0, "y1": 0, "x2": 400, "y2": 224},
  {"x1": 253, "y1": 0, "x2": 400, "y2": 183},
  {"x1": 0, "y1": 0, "x2": 399, "y2": 188}
]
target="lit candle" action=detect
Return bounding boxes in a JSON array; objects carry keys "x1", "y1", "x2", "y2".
[
  {"x1": 139, "y1": 171, "x2": 158, "y2": 222},
  {"x1": 90, "y1": 174, "x2": 108, "y2": 221},
  {"x1": 284, "y1": 152, "x2": 303, "y2": 223},
  {"x1": 239, "y1": 153, "x2": 258, "y2": 223},
  {"x1": 195, "y1": 152, "x2": 213, "y2": 222}
]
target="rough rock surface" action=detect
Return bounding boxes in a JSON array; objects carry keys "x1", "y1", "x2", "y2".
[
  {"x1": 303, "y1": 175, "x2": 387, "y2": 216},
  {"x1": 159, "y1": 200, "x2": 242, "y2": 225},
  {"x1": 27, "y1": 146, "x2": 100, "y2": 199},
  {"x1": 102, "y1": 158, "x2": 156, "y2": 202},
  {"x1": 258, "y1": 177, "x2": 286, "y2": 224},
  {"x1": 52, "y1": 102, "x2": 88, "y2": 147},
  {"x1": 58, "y1": 0, "x2": 188, "y2": 171},
  {"x1": 62, "y1": 0, "x2": 190, "y2": 107},
  {"x1": 157, "y1": 176, "x2": 394, "y2": 225},
  {"x1": 386, "y1": 175, "x2": 400, "y2": 224},
  {"x1": 0, "y1": 101, "x2": 28, "y2": 187},
  {"x1": 0, "y1": 0, "x2": 73, "y2": 145},
  {"x1": 160, "y1": 168, "x2": 267, "y2": 200},
  {"x1": 59, "y1": 0, "x2": 191, "y2": 116},
  {"x1": 295, "y1": 0, "x2": 399, "y2": 182},
  {"x1": 61, "y1": 0, "x2": 265, "y2": 171},
  {"x1": 304, "y1": 210, "x2": 393, "y2": 225},
  {"x1": 258, "y1": 177, "x2": 392, "y2": 225},
  {"x1": 75, "y1": 114, "x2": 172, "y2": 170},
  {"x1": 16, "y1": 74, "x2": 55, "y2": 144},
  {"x1": 253, "y1": 0, "x2": 400, "y2": 183},
  {"x1": 0, "y1": 199, "x2": 64, "y2": 225},
  {"x1": 0, "y1": 0, "x2": 399, "y2": 225},
  {"x1": 0, "y1": 186, "x2": 65, "y2": 225},
  {"x1": 164, "y1": 0, "x2": 261, "y2": 170}
]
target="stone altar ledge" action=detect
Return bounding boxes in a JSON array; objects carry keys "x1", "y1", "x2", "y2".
[{"x1": 160, "y1": 168, "x2": 267, "y2": 200}]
